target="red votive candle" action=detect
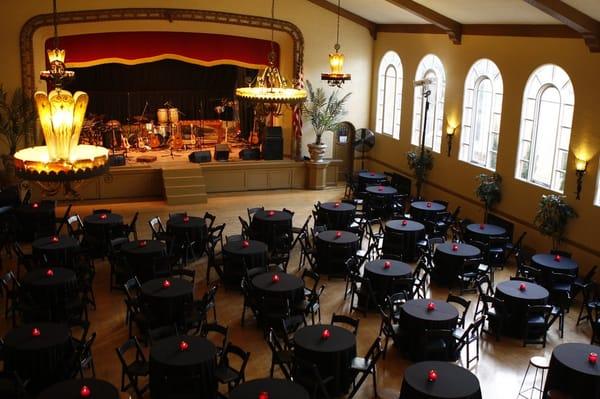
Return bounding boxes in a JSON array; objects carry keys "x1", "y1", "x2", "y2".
[
  {"x1": 334, "y1": 202, "x2": 340, "y2": 208},
  {"x1": 426, "y1": 202, "x2": 432, "y2": 208},
  {"x1": 32, "y1": 202, "x2": 39, "y2": 208},
  {"x1": 554, "y1": 254, "x2": 561, "y2": 262},
  {"x1": 162, "y1": 279, "x2": 171, "y2": 288},
  {"x1": 183, "y1": 216, "x2": 190, "y2": 223},
  {"x1": 428, "y1": 369, "x2": 438, "y2": 382},
  {"x1": 258, "y1": 391, "x2": 270, "y2": 399},
  {"x1": 589, "y1": 352, "x2": 598, "y2": 364},
  {"x1": 519, "y1": 283, "x2": 527, "y2": 291},
  {"x1": 383, "y1": 261, "x2": 391, "y2": 269},
  {"x1": 272, "y1": 274, "x2": 280, "y2": 283},
  {"x1": 335, "y1": 231, "x2": 342, "y2": 238},
  {"x1": 46, "y1": 268, "x2": 54, "y2": 277},
  {"x1": 268, "y1": 210, "x2": 275, "y2": 217},
  {"x1": 378, "y1": 186, "x2": 384, "y2": 191},
  {"x1": 370, "y1": 172, "x2": 375, "y2": 176},
  {"x1": 99, "y1": 213, "x2": 108, "y2": 220},
  {"x1": 427, "y1": 302, "x2": 436, "y2": 311},
  {"x1": 138, "y1": 240, "x2": 147, "y2": 247},
  {"x1": 479, "y1": 223, "x2": 485, "y2": 230},
  {"x1": 402, "y1": 220, "x2": 408, "y2": 226},
  {"x1": 242, "y1": 240, "x2": 250, "y2": 248},
  {"x1": 80, "y1": 385, "x2": 91, "y2": 398},
  {"x1": 321, "y1": 328, "x2": 331, "y2": 340},
  {"x1": 32, "y1": 327, "x2": 41, "y2": 337},
  {"x1": 452, "y1": 244, "x2": 459, "y2": 252},
  {"x1": 179, "y1": 340, "x2": 189, "y2": 351},
  {"x1": 51, "y1": 236, "x2": 59, "y2": 243}
]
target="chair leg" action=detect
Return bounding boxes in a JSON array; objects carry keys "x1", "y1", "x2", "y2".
[{"x1": 372, "y1": 368, "x2": 378, "y2": 398}]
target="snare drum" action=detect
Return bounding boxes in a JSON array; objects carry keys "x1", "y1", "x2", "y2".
[
  {"x1": 157, "y1": 108, "x2": 168, "y2": 124},
  {"x1": 168, "y1": 108, "x2": 179, "y2": 123}
]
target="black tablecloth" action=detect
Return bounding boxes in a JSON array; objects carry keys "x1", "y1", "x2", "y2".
[
  {"x1": 315, "y1": 231, "x2": 360, "y2": 275},
  {"x1": 358, "y1": 172, "x2": 386, "y2": 183},
  {"x1": 22, "y1": 267, "x2": 78, "y2": 322},
  {"x1": 410, "y1": 201, "x2": 446, "y2": 221},
  {"x1": 544, "y1": 343, "x2": 600, "y2": 399},
  {"x1": 318, "y1": 202, "x2": 356, "y2": 230},
  {"x1": 150, "y1": 335, "x2": 217, "y2": 399},
  {"x1": 38, "y1": 378, "x2": 120, "y2": 399},
  {"x1": 167, "y1": 215, "x2": 207, "y2": 254},
  {"x1": 15, "y1": 203, "x2": 56, "y2": 241},
  {"x1": 400, "y1": 361, "x2": 482, "y2": 399},
  {"x1": 366, "y1": 185, "x2": 397, "y2": 195},
  {"x1": 432, "y1": 243, "x2": 481, "y2": 285},
  {"x1": 84, "y1": 213, "x2": 124, "y2": 249},
  {"x1": 364, "y1": 259, "x2": 412, "y2": 305},
  {"x1": 400, "y1": 299, "x2": 459, "y2": 361},
  {"x1": 223, "y1": 240, "x2": 268, "y2": 284},
  {"x1": 32, "y1": 235, "x2": 80, "y2": 268},
  {"x1": 294, "y1": 325, "x2": 357, "y2": 396},
  {"x1": 465, "y1": 223, "x2": 506, "y2": 241},
  {"x1": 384, "y1": 220, "x2": 426, "y2": 261},
  {"x1": 531, "y1": 253, "x2": 579, "y2": 286},
  {"x1": 141, "y1": 278, "x2": 194, "y2": 326},
  {"x1": 121, "y1": 240, "x2": 167, "y2": 282},
  {"x1": 3, "y1": 323, "x2": 71, "y2": 388},
  {"x1": 250, "y1": 210, "x2": 293, "y2": 249},
  {"x1": 229, "y1": 378, "x2": 310, "y2": 399},
  {"x1": 495, "y1": 280, "x2": 549, "y2": 337},
  {"x1": 252, "y1": 272, "x2": 304, "y2": 304}
]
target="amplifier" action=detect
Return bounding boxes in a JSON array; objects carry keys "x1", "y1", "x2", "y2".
[
  {"x1": 215, "y1": 144, "x2": 230, "y2": 161},
  {"x1": 188, "y1": 151, "x2": 211, "y2": 163},
  {"x1": 239, "y1": 148, "x2": 261, "y2": 160}
]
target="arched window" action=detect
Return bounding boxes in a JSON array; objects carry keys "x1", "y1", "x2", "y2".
[
  {"x1": 516, "y1": 64, "x2": 574, "y2": 193},
  {"x1": 411, "y1": 54, "x2": 446, "y2": 153},
  {"x1": 375, "y1": 51, "x2": 403, "y2": 139},
  {"x1": 459, "y1": 59, "x2": 503, "y2": 170},
  {"x1": 595, "y1": 161, "x2": 600, "y2": 207}
]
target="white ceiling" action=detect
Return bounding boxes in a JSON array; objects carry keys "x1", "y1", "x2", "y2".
[{"x1": 326, "y1": 0, "x2": 600, "y2": 25}]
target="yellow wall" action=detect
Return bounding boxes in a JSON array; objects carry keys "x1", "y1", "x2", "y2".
[
  {"x1": 369, "y1": 32, "x2": 600, "y2": 269},
  {"x1": 0, "y1": 0, "x2": 373, "y2": 158}
]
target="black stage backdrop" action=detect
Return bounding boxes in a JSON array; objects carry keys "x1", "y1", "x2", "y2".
[{"x1": 65, "y1": 59, "x2": 257, "y2": 136}]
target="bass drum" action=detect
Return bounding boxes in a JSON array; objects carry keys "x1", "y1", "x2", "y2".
[
  {"x1": 168, "y1": 108, "x2": 179, "y2": 123},
  {"x1": 128, "y1": 134, "x2": 140, "y2": 148},
  {"x1": 157, "y1": 108, "x2": 168, "y2": 124}
]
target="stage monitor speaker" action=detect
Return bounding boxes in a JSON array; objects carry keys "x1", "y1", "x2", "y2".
[
  {"x1": 266, "y1": 126, "x2": 283, "y2": 138},
  {"x1": 188, "y1": 151, "x2": 211, "y2": 163},
  {"x1": 262, "y1": 137, "x2": 283, "y2": 160},
  {"x1": 109, "y1": 154, "x2": 126, "y2": 166},
  {"x1": 239, "y1": 148, "x2": 261, "y2": 160},
  {"x1": 215, "y1": 144, "x2": 230, "y2": 161}
]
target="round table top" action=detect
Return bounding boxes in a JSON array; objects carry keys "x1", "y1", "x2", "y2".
[
  {"x1": 121, "y1": 239, "x2": 166, "y2": 255},
  {"x1": 366, "y1": 185, "x2": 397, "y2": 195},
  {"x1": 32, "y1": 235, "x2": 80, "y2": 251},
  {"x1": 436, "y1": 243, "x2": 481, "y2": 258},
  {"x1": 253, "y1": 210, "x2": 293, "y2": 223},
  {"x1": 22, "y1": 267, "x2": 76, "y2": 288},
  {"x1": 224, "y1": 239, "x2": 268, "y2": 256},
  {"x1": 466, "y1": 223, "x2": 507, "y2": 237},
  {"x1": 294, "y1": 325, "x2": 356, "y2": 354},
  {"x1": 150, "y1": 335, "x2": 216, "y2": 368},
  {"x1": 4, "y1": 322, "x2": 70, "y2": 350},
  {"x1": 496, "y1": 280, "x2": 549, "y2": 302},
  {"x1": 320, "y1": 202, "x2": 356, "y2": 212},
  {"x1": 532, "y1": 254, "x2": 578, "y2": 273},
  {"x1": 83, "y1": 213, "x2": 123, "y2": 225},
  {"x1": 402, "y1": 299, "x2": 459, "y2": 323},
  {"x1": 252, "y1": 272, "x2": 304, "y2": 294},
  {"x1": 358, "y1": 171, "x2": 386, "y2": 181},
  {"x1": 38, "y1": 378, "x2": 120, "y2": 399},
  {"x1": 402, "y1": 360, "x2": 481, "y2": 399},
  {"x1": 141, "y1": 278, "x2": 194, "y2": 299},
  {"x1": 411, "y1": 201, "x2": 446, "y2": 212},
  {"x1": 230, "y1": 378, "x2": 309, "y2": 399},
  {"x1": 365, "y1": 259, "x2": 412, "y2": 278},
  {"x1": 552, "y1": 343, "x2": 600, "y2": 377},
  {"x1": 386, "y1": 219, "x2": 425, "y2": 233},
  {"x1": 317, "y1": 230, "x2": 360, "y2": 245},
  {"x1": 167, "y1": 215, "x2": 206, "y2": 230},
  {"x1": 16, "y1": 203, "x2": 54, "y2": 214}
]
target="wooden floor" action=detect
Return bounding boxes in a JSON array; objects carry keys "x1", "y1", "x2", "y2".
[{"x1": 0, "y1": 187, "x2": 594, "y2": 399}]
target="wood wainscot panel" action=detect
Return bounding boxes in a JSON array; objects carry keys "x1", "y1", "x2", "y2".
[
  {"x1": 99, "y1": 167, "x2": 162, "y2": 199},
  {"x1": 246, "y1": 170, "x2": 269, "y2": 190},
  {"x1": 268, "y1": 169, "x2": 292, "y2": 189},
  {"x1": 204, "y1": 170, "x2": 246, "y2": 193}
]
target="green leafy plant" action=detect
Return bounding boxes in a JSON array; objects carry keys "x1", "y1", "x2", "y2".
[
  {"x1": 533, "y1": 194, "x2": 577, "y2": 250},
  {"x1": 475, "y1": 173, "x2": 502, "y2": 222},
  {"x1": 302, "y1": 80, "x2": 351, "y2": 144},
  {"x1": 406, "y1": 149, "x2": 434, "y2": 198},
  {"x1": 0, "y1": 86, "x2": 36, "y2": 155}
]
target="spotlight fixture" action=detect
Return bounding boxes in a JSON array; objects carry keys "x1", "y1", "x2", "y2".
[
  {"x1": 446, "y1": 124, "x2": 457, "y2": 157},
  {"x1": 321, "y1": 0, "x2": 351, "y2": 88},
  {"x1": 575, "y1": 157, "x2": 588, "y2": 200}
]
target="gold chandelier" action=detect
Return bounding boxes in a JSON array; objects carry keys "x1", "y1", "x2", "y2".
[
  {"x1": 321, "y1": 0, "x2": 351, "y2": 88},
  {"x1": 235, "y1": 0, "x2": 307, "y2": 110}
]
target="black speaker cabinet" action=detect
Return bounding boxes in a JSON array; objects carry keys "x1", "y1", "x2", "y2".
[
  {"x1": 109, "y1": 154, "x2": 126, "y2": 166},
  {"x1": 215, "y1": 144, "x2": 230, "y2": 161},
  {"x1": 239, "y1": 148, "x2": 261, "y2": 160},
  {"x1": 262, "y1": 137, "x2": 283, "y2": 160},
  {"x1": 188, "y1": 151, "x2": 211, "y2": 163},
  {"x1": 266, "y1": 126, "x2": 283, "y2": 138}
]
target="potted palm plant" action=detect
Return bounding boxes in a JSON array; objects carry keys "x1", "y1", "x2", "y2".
[
  {"x1": 303, "y1": 80, "x2": 351, "y2": 162},
  {"x1": 406, "y1": 148, "x2": 433, "y2": 198},
  {"x1": 533, "y1": 194, "x2": 577, "y2": 250},
  {"x1": 475, "y1": 173, "x2": 502, "y2": 222}
]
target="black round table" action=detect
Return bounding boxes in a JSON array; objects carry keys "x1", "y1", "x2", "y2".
[
  {"x1": 318, "y1": 202, "x2": 356, "y2": 230},
  {"x1": 84, "y1": 213, "x2": 124, "y2": 248},
  {"x1": 495, "y1": 280, "x2": 549, "y2": 337},
  {"x1": 141, "y1": 277, "x2": 194, "y2": 326},
  {"x1": 363, "y1": 259, "x2": 412, "y2": 306},
  {"x1": 366, "y1": 185, "x2": 397, "y2": 196},
  {"x1": 38, "y1": 378, "x2": 120, "y2": 399},
  {"x1": 432, "y1": 243, "x2": 481, "y2": 285},
  {"x1": 3, "y1": 323, "x2": 72, "y2": 389},
  {"x1": 32, "y1": 235, "x2": 80, "y2": 268},
  {"x1": 315, "y1": 230, "x2": 360, "y2": 275},
  {"x1": 252, "y1": 272, "x2": 305, "y2": 304},
  {"x1": 400, "y1": 361, "x2": 482, "y2": 399},
  {"x1": 15, "y1": 203, "x2": 56, "y2": 241},
  {"x1": 294, "y1": 325, "x2": 357, "y2": 397},
  {"x1": 223, "y1": 240, "x2": 268, "y2": 284},
  {"x1": 230, "y1": 378, "x2": 310, "y2": 399},
  {"x1": 358, "y1": 172, "x2": 387, "y2": 191},
  {"x1": 250, "y1": 210, "x2": 293, "y2": 249},
  {"x1": 410, "y1": 201, "x2": 446, "y2": 222},
  {"x1": 167, "y1": 215, "x2": 207, "y2": 255},
  {"x1": 384, "y1": 219, "x2": 426, "y2": 261},
  {"x1": 121, "y1": 240, "x2": 167, "y2": 282},
  {"x1": 465, "y1": 223, "x2": 507, "y2": 241},
  {"x1": 532, "y1": 253, "x2": 579, "y2": 288},
  {"x1": 150, "y1": 335, "x2": 217, "y2": 399},
  {"x1": 400, "y1": 299, "x2": 459, "y2": 361},
  {"x1": 22, "y1": 267, "x2": 78, "y2": 322},
  {"x1": 543, "y1": 343, "x2": 600, "y2": 399}
]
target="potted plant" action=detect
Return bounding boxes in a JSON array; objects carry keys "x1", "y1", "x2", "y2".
[
  {"x1": 406, "y1": 148, "x2": 433, "y2": 198},
  {"x1": 475, "y1": 173, "x2": 502, "y2": 222},
  {"x1": 533, "y1": 194, "x2": 577, "y2": 250},
  {"x1": 302, "y1": 80, "x2": 351, "y2": 162}
]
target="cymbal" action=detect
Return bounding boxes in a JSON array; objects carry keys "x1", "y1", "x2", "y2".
[{"x1": 133, "y1": 115, "x2": 149, "y2": 122}]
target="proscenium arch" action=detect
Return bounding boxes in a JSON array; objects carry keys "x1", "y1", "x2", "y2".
[{"x1": 20, "y1": 8, "x2": 305, "y2": 96}]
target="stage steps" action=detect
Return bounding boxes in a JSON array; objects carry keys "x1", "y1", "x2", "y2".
[{"x1": 162, "y1": 167, "x2": 207, "y2": 205}]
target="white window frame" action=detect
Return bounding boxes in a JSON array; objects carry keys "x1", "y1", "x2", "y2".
[
  {"x1": 595, "y1": 159, "x2": 600, "y2": 207},
  {"x1": 515, "y1": 64, "x2": 574, "y2": 193},
  {"x1": 411, "y1": 54, "x2": 446, "y2": 153},
  {"x1": 375, "y1": 51, "x2": 403, "y2": 139},
  {"x1": 459, "y1": 58, "x2": 503, "y2": 171}
]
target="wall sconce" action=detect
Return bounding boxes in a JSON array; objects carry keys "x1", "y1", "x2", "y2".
[
  {"x1": 446, "y1": 125, "x2": 457, "y2": 157},
  {"x1": 575, "y1": 158, "x2": 588, "y2": 200}
]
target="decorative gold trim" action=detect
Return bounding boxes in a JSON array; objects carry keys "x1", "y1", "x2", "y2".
[{"x1": 66, "y1": 55, "x2": 269, "y2": 70}]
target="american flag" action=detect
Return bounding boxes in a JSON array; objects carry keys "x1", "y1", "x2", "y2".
[{"x1": 292, "y1": 67, "x2": 304, "y2": 140}]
